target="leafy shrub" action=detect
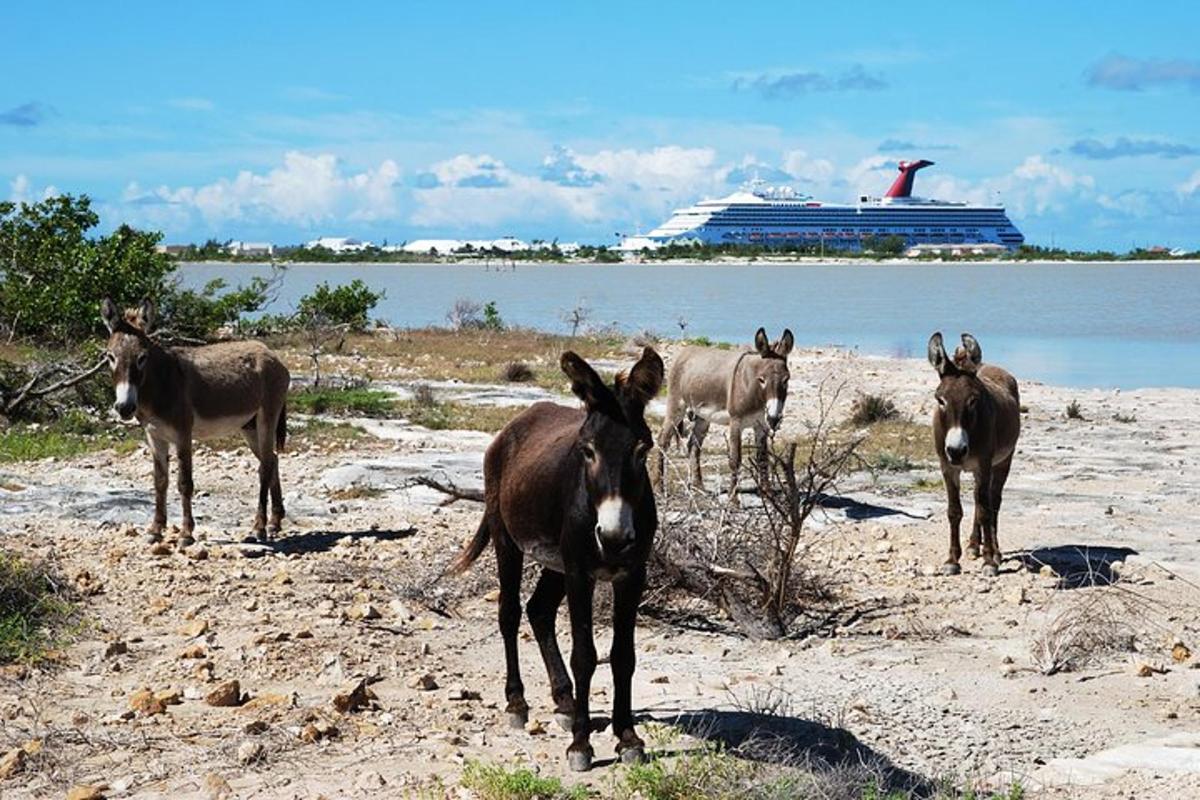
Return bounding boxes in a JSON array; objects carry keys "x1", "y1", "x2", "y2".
[
  {"x1": 295, "y1": 279, "x2": 384, "y2": 331},
  {"x1": 0, "y1": 551, "x2": 75, "y2": 663},
  {"x1": 482, "y1": 301, "x2": 504, "y2": 331},
  {"x1": 1065, "y1": 400, "x2": 1084, "y2": 420},
  {"x1": 461, "y1": 761, "x2": 587, "y2": 800},
  {"x1": 289, "y1": 386, "x2": 394, "y2": 417},
  {"x1": 0, "y1": 196, "x2": 174, "y2": 343},
  {"x1": 158, "y1": 273, "x2": 279, "y2": 339}
]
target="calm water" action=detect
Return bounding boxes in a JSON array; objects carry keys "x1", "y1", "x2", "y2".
[{"x1": 180, "y1": 261, "x2": 1200, "y2": 389}]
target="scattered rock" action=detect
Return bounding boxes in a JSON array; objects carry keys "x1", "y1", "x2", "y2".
[
  {"x1": 525, "y1": 719, "x2": 546, "y2": 735},
  {"x1": 447, "y1": 686, "x2": 481, "y2": 701},
  {"x1": 1172, "y1": 641, "x2": 1192, "y2": 663},
  {"x1": 149, "y1": 542, "x2": 172, "y2": 557},
  {"x1": 155, "y1": 687, "x2": 183, "y2": 706},
  {"x1": 333, "y1": 679, "x2": 377, "y2": 713},
  {"x1": 1133, "y1": 661, "x2": 1168, "y2": 678},
  {"x1": 237, "y1": 739, "x2": 264, "y2": 765},
  {"x1": 406, "y1": 673, "x2": 438, "y2": 692},
  {"x1": 178, "y1": 619, "x2": 209, "y2": 638},
  {"x1": 66, "y1": 785, "x2": 106, "y2": 800},
  {"x1": 650, "y1": 675, "x2": 670, "y2": 684},
  {"x1": 1005, "y1": 586, "x2": 1028, "y2": 605},
  {"x1": 348, "y1": 602, "x2": 381, "y2": 621},
  {"x1": 205, "y1": 680, "x2": 242, "y2": 707},
  {"x1": 179, "y1": 644, "x2": 207, "y2": 660},
  {"x1": 129, "y1": 687, "x2": 166, "y2": 716},
  {"x1": 300, "y1": 719, "x2": 340, "y2": 743},
  {"x1": 0, "y1": 747, "x2": 26, "y2": 779},
  {"x1": 102, "y1": 640, "x2": 128, "y2": 659},
  {"x1": 202, "y1": 772, "x2": 234, "y2": 800},
  {"x1": 356, "y1": 770, "x2": 387, "y2": 790}
]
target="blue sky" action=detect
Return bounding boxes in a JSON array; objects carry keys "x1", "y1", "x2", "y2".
[{"x1": 3, "y1": 1, "x2": 1199, "y2": 249}]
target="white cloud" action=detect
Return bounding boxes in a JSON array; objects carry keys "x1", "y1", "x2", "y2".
[
  {"x1": 1178, "y1": 169, "x2": 1200, "y2": 196},
  {"x1": 124, "y1": 151, "x2": 401, "y2": 227},
  {"x1": 8, "y1": 174, "x2": 60, "y2": 203},
  {"x1": 781, "y1": 150, "x2": 835, "y2": 183}
]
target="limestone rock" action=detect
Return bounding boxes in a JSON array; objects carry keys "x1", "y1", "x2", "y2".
[
  {"x1": 205, "y1": 680, "x2": 242, "y2": 707},
  {"x1": 66, "y1": 786, "x2": 106, "y2": 800},
  {"x1": 237, "y1": 740, "x2": 264, "y2": 765},
  {"x1": 333, "y1": 679, "x2": 377, "y2": 713},
  {"x1": 0, "y1": 748, "x2": 26, "y2": 779},
  {"x1": 129, "y1": 687, "x2": 166, "y2": 716}
]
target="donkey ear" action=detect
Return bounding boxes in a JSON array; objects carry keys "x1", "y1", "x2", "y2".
[
  {"x1": 754, "y1": 327, "x2": 770, "y2": 355},
  {"x1": 618, "y1": 347, "x2": 664, "y2": 407},
  {"x1": 100, "y1": 298, "x2": 120, "y2": 333},
  {"x1": 135, "y1": 297, "x2": 156, "y2": 332},
  {"x1": 927, "y1": 331, "x2": 949, "y2": 375},
  {"x1": 561, "y1": 351, "x2": 612, "y2": 410},
  {"x1": 957, "y1": 332, "x2": 982, "y2": 369},
  {"x1": 774, "y1": 329, "x2": 794, "y2": 357}
]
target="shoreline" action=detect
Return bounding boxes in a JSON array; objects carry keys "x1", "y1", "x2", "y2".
[{"x1": 178, "y1": 257, "x2": 1200, "y2": 268}]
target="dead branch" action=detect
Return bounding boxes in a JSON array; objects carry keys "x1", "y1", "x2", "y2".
[
  {"x1": 2, "y1": 357, "x2": 106, "y2": 415},
  {"x1": 413, "y1": 475, "x2": 485, "y2": 504}
]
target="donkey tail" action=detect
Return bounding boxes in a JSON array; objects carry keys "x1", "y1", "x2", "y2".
[
  {"x1": 276, "y1": 404, "x2": 288, "y2": 452},
  {"x1": 448, "y1": 516, "x2": 490, "y2": 575}
]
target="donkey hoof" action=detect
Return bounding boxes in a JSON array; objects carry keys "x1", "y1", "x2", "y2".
[
  {"x1": 144, "y1": 530, "x2": 163, "y2": 544},
  {"x1": 939, "y1": 562, "x2": 962, "y2": 576},
  {"x1": 967, "y1": 545, "x2": 981, "y2": 559},
  {"x1": 555, "y1": 713, "x2": 574, "y2": 733},
  {"x1": 981, "y1": 563, "x2": 1000, "y2": 578},
  {"x1": 567, "y1": 747, "x2": 593, "y2": 773},
  {"x1": 177, "y1": 536, "x2": 195, "y2": 550},
  {"x1": 619, "y1": 746, "x2": 646, "y2": 765},
  {"x1": 506, "y1": 712, "x2": 528, "y2": 730}
]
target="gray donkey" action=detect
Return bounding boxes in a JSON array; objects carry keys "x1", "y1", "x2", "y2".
[
  {"x1": 657, "y1": 328, "x2": 793, "y2": 497},
  {"x1": 101, "y1": 298, "x2": 291, "y2": 546}
]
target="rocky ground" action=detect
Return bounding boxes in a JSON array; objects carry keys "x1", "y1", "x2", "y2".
[{"x1": 2, "y1": 344, "x2": 1200, "y2": 799}]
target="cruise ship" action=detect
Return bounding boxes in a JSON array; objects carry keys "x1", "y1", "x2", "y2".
[{"x1": 637, "y1": 160, "x2": 1024, "y2": 251}]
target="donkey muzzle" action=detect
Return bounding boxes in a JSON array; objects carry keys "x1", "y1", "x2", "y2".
[
  {"x1": 944, "y1": 427, "x2": 969, "y2": 465},
  {"x1": 113, "y1": 382, "x2": 137, "y2": 420},
  {"x1": 114, "y1": 402, "x2": 136, "y2": 420},
  {"x1": 595, "y1": 496, "x2": 636, "y2": 556}
]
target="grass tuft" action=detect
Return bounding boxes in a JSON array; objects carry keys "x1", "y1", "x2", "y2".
[
  {"x1": 289, "y1": 386, "x2": 395, "y2": 417},
  {"x1": 1065, "y1": 399, "x2": 1084, "y2": 421},
  {"x1": 461, "y1": 760, "x2": 590, "y2": 800},
  {"x1": 0, "y1": 551, "x2": 76, "y2": 664},
  {"x1": 500, "y1": 360, "x2": 535, "y2": 383},
  {"x1": 849, "y1": 393, "x2": 899, "y2": 426}
]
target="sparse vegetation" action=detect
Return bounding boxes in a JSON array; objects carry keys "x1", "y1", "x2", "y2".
[
  {"x1": 461, "y1": 760, "x2": 589, "y2": 800},
  {"x1": 500, "y1": 360, "x2": 535, "y2": 383},
  {"x1": 0, "y1": 416, "x2": 139, "y2": 463},
  {"x1": 1065, "y1": 400, "x2": 1084, "y2": 420},
  {"x1": 395, "y1": 396, "x2": 521, "y2": 433},
  {"x1": 871, "y1": 452, "x2": 915, "y2": 472},
  {"x1": 849, "y1": 393, "x2": 899, "y2": 426},
  {"x1": 0, "y1": 551, "x2": 76, "y2": 663},
  {"x1": 1030, "y1": 587, "x2": 1137, "y2": 675},
  {"x1": 289, "y1": 386, "x2": 395, "y2": 417},
  {"x1": 1112, "y1": 412, "x2": 1137, "y2": 424}
]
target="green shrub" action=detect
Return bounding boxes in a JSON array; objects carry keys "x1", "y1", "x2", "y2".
[
  {"x1": 296, "y1": 279, "x2": 384, "y2": 331},
  {"x1": 158, "y1": 272, "x2": 279, "y2": 339},
  {"x1": 850, "y1": 393, "x2": 899, "y2": 426},
  {"x1": 483, "y1": 300, "x2": 504, "y2": 331},
  {"x1": 289, "y1": 386, "x2": 394, "y2": 417},
  {"x1": 461, "y1": 761, "x2": 588, "y2": 800}
]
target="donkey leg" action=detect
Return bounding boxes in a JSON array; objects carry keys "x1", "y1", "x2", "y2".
[
  {"x1": 726, "y1": 420, "x2": 744, "y2": 505},
  {"x1": 940, "y1": 466, "x2": 964, "y2": 575},
  {"x1": 147, "y1": 434, "x2": 170, "y2": 543},
  {"x1": 987, "y1": 455, "x2": 1013, "y2": 571},
  {"x1": 526, "y1": 568, "x2": 573, "y2": 731},
  {"x1": 686, "y1": 417, "x2": 710, "y2": 490},
  {"x1": 973, "y1": 463, "x2": 999, "y2": 576},
  {"x1": 252, "y1": 412, "x2": 280, "y2": 541},
  {"x1": 611, "y1": 565, "x2": 647, "y2": 764},
  {"x1": 176, "y1": 439, "x2": 196, "y2": 547},
  {"x1": 655, "y1": 405, "x2": 681, "y2": 491},
  {"x1": 754, "y1": 424, "x2": 770, "y2": 491},
  {"x1": 269, "y1": 460, "x2": 285, "y2": 533},
  {"x1": 495, "y1": 527, "x2": 528, "y2": 728},
  {"x1": 565, "y1": 571, "x2": 598, "y2": 772}
]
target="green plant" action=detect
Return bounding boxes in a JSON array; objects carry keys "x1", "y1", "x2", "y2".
[
  {"x1": 461, "y1": 760, "x2": 589, "y2": 800},
  {"x1": 0, "y1": 551, "x2": 76, "y2": 663},
  {"x1": 158, "y1": 270, "x2": 280, "y2": 339},
  {"x1": 296, "y1": 279, "x2": 384, "y2": 332},
  {"x1": 289, "y1": 386, "x2": 395, "y2": 417},
  {"x1": 482, "y1": 300, "x2": 504, "y2": 331},
  {"x1": 1065, "y1": 400, "x2": 1084, "y2": 420}
]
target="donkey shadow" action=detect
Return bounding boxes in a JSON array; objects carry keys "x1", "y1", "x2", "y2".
[
  {"x1": 641, "y1": 706, "x2": 934, "y2": 795},
  {"x1": 210, "y1": 527, "x2": 417, "y2": 557},
  {"x1": 1010, "y1": 544, "x2": 1138, "y2": 589},
  {"x1": 815, "y1": 492, "x2": 930, "y2": 521}
]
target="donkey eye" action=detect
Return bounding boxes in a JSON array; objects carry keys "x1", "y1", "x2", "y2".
[
  {"x1": 581, "y1": 443, "x2": 596, "y2": 461},
  {"x1": 136, "y1": 353, "x2": 148, "y2": 369},
  {"x1": 758, "y1": 376, "x2": 767, "y2": 385},
  {"x1": 634, "y1": 442, "x2": 650, "y2": 462},
  {"x1": 105, "y1": 351, "x2": 116, "y2": 367},
  {"x1": 936, "y1": 395, "x2": 946, "y2": 407}
]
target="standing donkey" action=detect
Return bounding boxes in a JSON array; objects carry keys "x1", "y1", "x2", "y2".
[
  {"x1": 656, "y1": 327, "x2": 793, "y2": 497},
  {"x1": 101, "y1": 298, "x2": 291, "y2": 545},
  {"x1": 927, "y1": 332, "x2": 1020, "y2": 576},
  {"x1": 450, "y1": 347, "x2": 663, "y2": 772}
]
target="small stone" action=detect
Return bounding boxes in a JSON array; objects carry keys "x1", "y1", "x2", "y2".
[
  {"x1": 179, "y1": 644, "x2": 207, "y2": 660},
  {"x1": 149, "y1": 542, "x2": 172, "y2": 557},
  {"x1": 650, "y1": 675, "x2": 670, "y2": 684},
  {"x1": 525, "y1": 719, "x2": 546, "y2": 735},
  {"x1": 406, "y1": 673, "x2": 438, "y2": 692},
  {"x1": 389, "y1": 600, "x2": 415, "y2": 621},
  {"x1": 242, "y1": 720, "x2": 270, "y2": 735},
  {"x1": 202, "y1": 772, "x2": 234, "y2": 800},
  {"x1": 1172, "y1": 642, "x2": 1192, "y2": 663},
  {"x1": 206, "y1": 680, "x2": 242, "y2": 707},
  {"x1": 333, "y1": 679, "x2": 376, "y2": 713},
  {"x1": 0, "y1": 748, "x2": 26, "y2": 779},
  {"x1": 236, "y1": 740, "x2": 264, "y2": 765},
  {"x1": 155, "y1": 687, "x2": 183, "y2": 706},
  {"x1": 179, "y1": 619, "x2": 209, "y2": 638},
  {"x1": 103, "y1": 640, "x2": 129, "y2": 659},
  {"x1": 447, "y1": 686, "x2": 481, "y2": 701},
  {"x1": 348, "y1": 603, "x2": 380, "y2": 621},
  {"x1": 300, "y1": 719, "x2": 340, "y2": 743},
  {"x1": 1005, "y1": 586, "x2": 1028, "y2": 605},
  {"x1": 242, "y1": 692, "x2": 294, "y2": 711},
  {"x1": 129, "y1": 687, "x2": 166, "y2": 716},
  {"x1": 483, "y1": 589, "x2": 500, "y2": 602},
  {"x1": 1134, "y1": 661, "x2": 1167, "y2": 678},
  {"x1": 1038, "y1": 564, "x2": 1058, "y2": 578},
  {"x1": 295, "y1": 628, "x2": 314, "y2": 640},
  {"x1": 187, "y1": 547, "x2": 209, "y2": 561},
  {"x1": 66, "y1": 785, "x2": 106, "y2": 800}
]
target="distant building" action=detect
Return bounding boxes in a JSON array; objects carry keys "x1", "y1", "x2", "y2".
[
  {"x1": 402, "y1": 239, "x2": 467, "y2": 254},
  {"x1": 305, "y1": 236, "x2": 371, "y2": 253},
  {"x1": 154, "y1": 244, "x2": 192, "y2": 256},
  {"x1": 905, "y1": 242, "x2": 1008, "y2": 258},
  {"x1": 401, "y1": 237, "x2": 531, "y2": 255},
  {"x1": 616, "y1": 236, "x2": 662, "y2": 252},
  {"x1": 226, "y1": 241, "x2": 274, "y2": 257}
]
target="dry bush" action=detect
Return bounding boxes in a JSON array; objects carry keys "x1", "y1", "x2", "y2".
[
  {"x1": 1029, "y1": 588, "x2": 1138, "y2": 675},
  {"x1": 411, "y1": 383, "x2": 437, "y2": 408},
  {"x1": 499, "y1": 361, "x2": 534, "y2": 383},
  {"x1": 848, "y1": 392, "x2": 898, "y2": 426},
  {"x1": 1065, "y1": 399, "x2": 1084, "y2": 420},
  {"x1": 650, "y1": 380, "x2": 866, "y2": 639}
]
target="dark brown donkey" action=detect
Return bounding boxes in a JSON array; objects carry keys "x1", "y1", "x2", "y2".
[
  {"x1": 450, "y1": 348, "x2": 664, "y2": 772},
  {"x1": 928, "y1": 332, "x2": 1021, "y2": 576},
  {"x1": 101, "y1": 298, "x2": 291, "y2": 545}
]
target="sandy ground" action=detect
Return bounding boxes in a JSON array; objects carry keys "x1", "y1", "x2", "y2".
[{"x1": 2, "y1": 346, "x2": 1200, "y2": 799}]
